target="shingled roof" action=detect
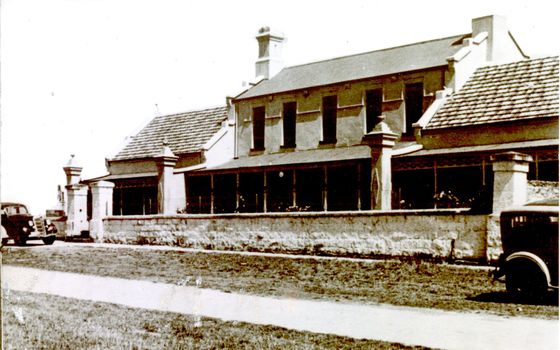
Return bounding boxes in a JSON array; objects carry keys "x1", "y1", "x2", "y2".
[
  {"x1": 236, "y1": 34, "x2": 468, "y2": 100},
  {"x1": 426, "y1": 56, "x2": 559, "y2": 130},
  {"x1": 112, "y1": 106, "x2": 228, "y2": 161}
]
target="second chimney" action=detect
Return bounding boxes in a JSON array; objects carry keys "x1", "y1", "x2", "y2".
[
  {"x1": 255, "y1": 27, "x2": 285, "y2": 80},
  {"x1": 471, "y1": 15, "x2": 510, "y2": 62}
]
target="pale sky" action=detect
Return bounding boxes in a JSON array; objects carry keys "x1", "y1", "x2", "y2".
[{"x1": 1, "y1": 0, "x2": 558, "y2": 214}]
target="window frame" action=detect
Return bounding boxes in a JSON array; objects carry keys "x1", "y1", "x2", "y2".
[
  {"x1": 321, "y1": 95, "x2": 337, "y2": 144},
  {"x1": 365, "y1": 88, "x2": 383, "y2": 133},
  {"x1": 403, "y1": 82, "x2": 424, "y2": 136},
  {"x1": 282, "y1": 101, "x2": 297, "y2": 148},
  {"x1": 252, "y1": 106, "x2": 266, "y2": 151}
]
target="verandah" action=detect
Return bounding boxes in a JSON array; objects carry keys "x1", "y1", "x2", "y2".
[{"x1": 185, "y1": 161, "x2": 372, "y2": 214}]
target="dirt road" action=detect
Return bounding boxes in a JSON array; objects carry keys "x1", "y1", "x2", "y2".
[{"x1": 3, "y1": 265, "x2": 557, "y2": 350}]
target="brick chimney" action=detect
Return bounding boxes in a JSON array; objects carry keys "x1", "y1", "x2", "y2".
[
  {"x1": 471, "y1": 15, "x2": 510, "y2": 62},
  {"x1": 255, "y1": 27, "x2": 285, "y2": 80}
]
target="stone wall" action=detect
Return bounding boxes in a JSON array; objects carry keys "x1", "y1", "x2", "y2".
[
  {"x1": 103, "y1": 210, "x2": 488, "y2": 261},
  {"x1": 528, "y1": 180, "x2": 559, "y2": 202},
  {"x1": 485, "y1": 214, "x2": 501, "y2": 263}
]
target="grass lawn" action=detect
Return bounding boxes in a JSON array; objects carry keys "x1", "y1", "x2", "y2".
[
  {"x1": 2, "y1": 290, "x2": 430, "y2": 350},
  {"x1": 2, "y1": 244, "x2": 558, "y2": 319}
]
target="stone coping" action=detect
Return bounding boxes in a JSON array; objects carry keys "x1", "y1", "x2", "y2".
[{"x1": 105, "y1": 208, "x2": 476, "y2": 221}]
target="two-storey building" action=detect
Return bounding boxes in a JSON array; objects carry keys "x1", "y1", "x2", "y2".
[
  {"x1": 184, "y1": 15, "x2": 555, "y2": 214},
  {"x1": 91, "y1": 15, "x2": 557, "y2": 217}
]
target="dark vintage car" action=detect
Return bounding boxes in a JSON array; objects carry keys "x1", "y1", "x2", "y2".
[
  {"x1": 1, "y1": 202, "x2": 57, "y2": 246},
  {"x1": 493, "y1": 198, "x2": 559, "y2": 298}
]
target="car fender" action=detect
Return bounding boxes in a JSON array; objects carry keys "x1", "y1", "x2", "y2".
[
  {"x1": 505, "y1": 251, "x2": 551, "y2": 286},
  {"x1": 1, "y1": 225, "x2": 8, "y2": 239}
]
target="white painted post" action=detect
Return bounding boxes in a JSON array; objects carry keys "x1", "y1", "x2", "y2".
[
  {"x1": 154, "y1": 141, "x2": 178, "y2": 215},
  {"x1": 89, "y1": 181, "x2": 115, "y2": 242},
  {"x1": 362, "y1": 120, "x2": 398, "y2": 210},
  {"x1": 491, "y1": 151, "x2": 533, "y2": 213},
  {"x1": 65, "y1": 184, "x2": 88, "y2": 236},
  {"x1": 63, "y1": 155, "x2": 88, "y2": 236}
]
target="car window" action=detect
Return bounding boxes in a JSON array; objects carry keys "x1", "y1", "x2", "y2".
[
  {"x1": 4, "y1": 205, "x2": 28, "y2": 215},
  {"x1": 4, "y1": 207, "x2": 16, "y2": 215},
  {"x1": 18, "y1": 206, "x2": 29, "y2": 214}
]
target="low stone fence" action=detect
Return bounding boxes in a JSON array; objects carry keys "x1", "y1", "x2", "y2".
[
  {"x1": 528, "y1": 180, "x2": 559, "y2": 202},
  {"x1": 102, "y1": 210, "x2": 489, "y2": 261}
]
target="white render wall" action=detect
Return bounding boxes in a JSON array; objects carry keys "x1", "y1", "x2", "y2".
[
  {"x1": 203, "y1": 124, "x2": 235, "y2": 168},
  {"x1": 170, "y1": 173, "x2": 186, "y2": 213}
]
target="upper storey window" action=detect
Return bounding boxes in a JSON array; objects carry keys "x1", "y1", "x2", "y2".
[
  {"x1": 321, "y1": 95, "x2": 337, "y2": 144},
  {"x1": 252, "y1": 106, "x2": 265, "y2": 151},
  {"x1": 404, "y1": 82, "x2": 424, "y2": 136},
  {"x1": 365, "y1": 89, "x2": 383, "y2": 133},
  {"x1": 282, "y1": 102, "x2": 297, "y2": 148}
]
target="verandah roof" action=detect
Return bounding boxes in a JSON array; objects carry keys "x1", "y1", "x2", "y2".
[
  {"x1": 187, "y1": 139, "x2": 557, "y2": 174},
  {"x1": 393, "y1": 139, "x2": 558, "y2": 158},
  {"x1": 192, "y1": 145, "x2": 372, "y2": 173}
]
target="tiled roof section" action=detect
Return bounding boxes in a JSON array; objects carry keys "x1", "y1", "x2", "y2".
[
  {"x1": 113, "y1": 106, "x2": 228, "y2": 161},
  {"x1": 426, "y1": 56, "x2": 559, "y2": 129},
  {"x1": 237, "y1": 34, "x2": 468, "y2": 100}
]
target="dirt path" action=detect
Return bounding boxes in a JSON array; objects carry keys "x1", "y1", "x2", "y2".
[{"x1": 3, "y1": 265, "x2": 557, "y2": 350}]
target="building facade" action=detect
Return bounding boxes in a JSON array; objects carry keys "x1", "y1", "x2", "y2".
[
  {"x1": 183, "y1": 15, "x2": 556, "y2": 214},
  {"x1": 81, "y1": 15, "x2": 557, "y2": 220}
]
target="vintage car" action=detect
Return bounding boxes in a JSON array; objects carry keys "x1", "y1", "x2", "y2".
[
  {"x1": 1, "y1": 202, "x2": 57, "y2": 246},
  {"x1": 493, "y1": 198, "x2": 559, "y2": 298}
]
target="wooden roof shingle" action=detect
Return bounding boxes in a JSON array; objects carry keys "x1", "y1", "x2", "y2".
[
  {"x1": 426, "y1": 56, "x2": 559, "y2": 129},
  {"x1": 112, "y1": 106, "x2": 228, "y2": 161}
]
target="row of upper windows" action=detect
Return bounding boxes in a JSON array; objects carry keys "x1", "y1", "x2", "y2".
[{"x1": 252, "y1": 82, "x2": 424, "y2": 150}]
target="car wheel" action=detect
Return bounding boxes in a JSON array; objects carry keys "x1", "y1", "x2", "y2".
[
  {"x1": 505, "y1": 260, "x2": 547, "y2": 300},
  {"x1": 42, "y1": 236, "x2": 56, "y2": 245},
  {"x1": 1, "y1": 238, "x2": 7, "y2": 246},
  {"x1": 14, "y1": 237, "x2": 26, "y2": 246}
]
